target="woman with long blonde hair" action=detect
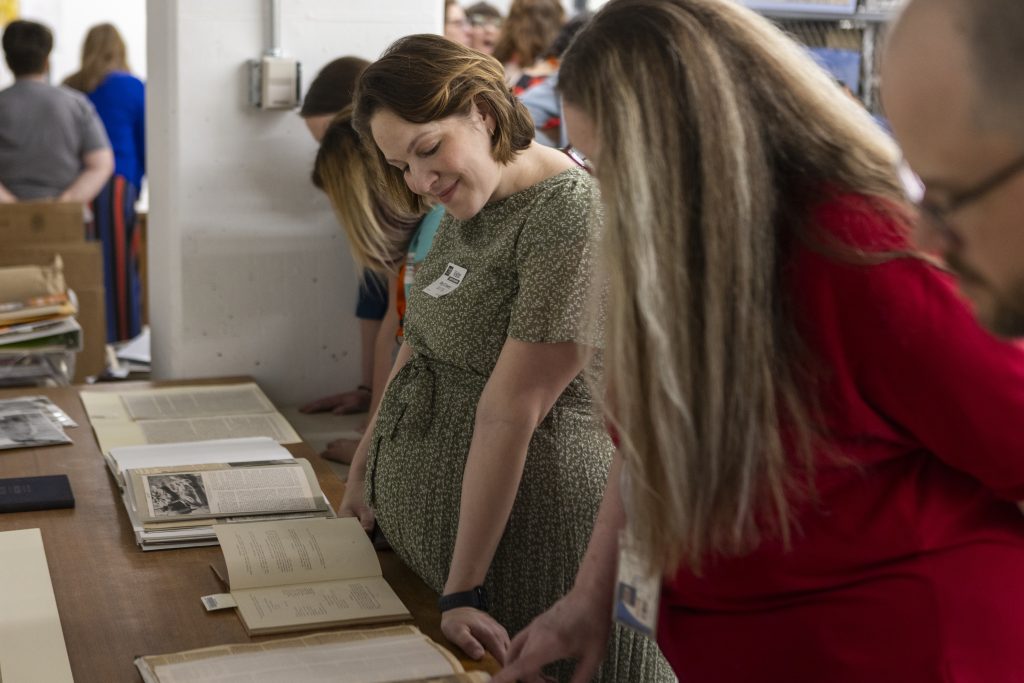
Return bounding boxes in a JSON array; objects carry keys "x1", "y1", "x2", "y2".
[
  {"x1": 497, "y1": 1, "x2": 1024, "y2": 681},
  {"x1": 312, "y1": 107, "x2": 444, "y2": 428},
  {"x1": 64, "y1": 23, "x2": 128, "y2": 93},
  {"x1": 65, "y1": 23, "x2": 145, "y2": 343}
]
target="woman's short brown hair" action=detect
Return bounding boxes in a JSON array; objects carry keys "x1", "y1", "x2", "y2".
[
  {"x1": 492, "y1": 0, "x2": 565, "y2": 68},
  {"x1": 352, "y1": 33, "x2": 534, "y2": 214}
]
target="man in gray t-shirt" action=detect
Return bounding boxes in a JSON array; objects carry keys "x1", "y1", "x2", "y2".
[{"x1": 0, "y1": 20, "x2": 112, "y2": 202}]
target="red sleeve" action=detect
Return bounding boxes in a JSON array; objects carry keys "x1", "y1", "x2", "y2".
[{"x1": 804, "y1": 202, "x2": 1024, "y2": 500}]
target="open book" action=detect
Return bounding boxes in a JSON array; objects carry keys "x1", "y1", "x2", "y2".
[
  {"x1": 80, "y1": 383, "x2": 301, "y2": 455},
  {"x1": 134, "y1": 625, "x2": 490, "y2": 683},
  {"x1": 207, "y1": 517, "x2": 411, "y2": 635},
  {"x1": 109, "y1": 438, "x2": 334, "y2": 551},
  {"x1": 126, "y1": 459, "x2": 331, "y2": 524}
]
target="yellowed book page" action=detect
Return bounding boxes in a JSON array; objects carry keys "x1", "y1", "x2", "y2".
[
  {"x1": 136, "y1": 628, "x2": 464, "y2": 683},
  {"x1": 137, "y1": 413, "x2": 301, "y2": 446},
  {"x1": 0, "y1": 529, "x2": 73, "y2": 683},
  {"x1": 80, "y1": 389, "x2": 147, "y2": 454},
  {"x1": 216, "y1": 517, "x2": 384, "y2": 590},
  {"x1": 119, "y1": 383, "x2": 274, "y2": 419},
  {"x1": 129, "y1": 460, "x2": 326, "y2": 523},
  {"x1": 79, "y1": 388, "x2": 132, "y2": 421},
  {"x1": 234, "y1": 575, "x2": 411, "y2": 634},
  {"x1": 80, "y1": 387, "x2": 301, "y2": 454}
]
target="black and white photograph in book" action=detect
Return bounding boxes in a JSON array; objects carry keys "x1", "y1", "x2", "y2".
[{"x1": 147, "y1": 474, "x2": 210, "y2": 516}]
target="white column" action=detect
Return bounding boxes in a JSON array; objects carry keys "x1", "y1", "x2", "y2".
[{"x1": 146, "y1": 0, "x2": 441, "y2": 405}]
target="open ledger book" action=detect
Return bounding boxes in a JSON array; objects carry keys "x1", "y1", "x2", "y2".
[
  {"x1": 134, "y1": 625, "x2": 490, "y2": 683},
  {"x1": 80, "y1": 382, "x2": 301, "y2": 455},
  {"x1": 126, "y1": 459, "x2": 331, "y2": 523},
  {"x1": 109, "y1": 437, "x2": 335, "y2": 550},
  {"x1": 206, "y1": 517, "x2": 410, "y2": 635}
]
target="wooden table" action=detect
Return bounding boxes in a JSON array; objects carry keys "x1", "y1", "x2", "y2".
[{"x1": 0, "y1": 380, "x2": 498, "y2": 681}]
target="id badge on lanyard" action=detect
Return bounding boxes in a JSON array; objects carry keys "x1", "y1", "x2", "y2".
[{"x1": 613, "y1": 529, "x2": 661, "y2": 639}]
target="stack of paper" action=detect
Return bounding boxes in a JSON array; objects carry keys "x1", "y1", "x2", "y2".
[
  {"x1": 0, "y1": 258, "x2": 82, "y2": 385},
  {"x1": 108, "y1": 437, "x2": 335, "y2": 551},
  {"x1": 0, "y1": 395, "x2": 75, "y2": 450},
  {"x1": 105, "y1": 326, "x2": 151, "y2": 379}
]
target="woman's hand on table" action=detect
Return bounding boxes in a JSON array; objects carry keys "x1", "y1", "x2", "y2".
[
  {"x1": 337, "y1": 471, "x2": 375, "y2": 533},
  {"x1": 322, "y1": 437, "x2": 360, "y2": 465},
  {"x1": 441, "y1": 607, "x2": 511, "y2": 664},
  {"x1": 492, "y1": 587, "x2": 612, "y2": 683}
]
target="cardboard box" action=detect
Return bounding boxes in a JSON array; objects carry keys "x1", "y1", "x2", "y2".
[
  {"x1": 0, "y1": 207, "x2": 107, "y2": 382},
  {"x1": 72, "y1": 287, "x2": 106, "y2": 382},
  {"x1": 0, "y1": 244, "x2": 107, "y2": 382},
  {"x1": 0, "y1": 202, "x2": 86, "y2": 243},
  {"x1": 0, "y1": 244, "x2": 104, "y2": 294}
]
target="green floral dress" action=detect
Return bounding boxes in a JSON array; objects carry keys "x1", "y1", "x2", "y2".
[{"x1": 365, "y1": 167, "x2": 673, "y2": 682}]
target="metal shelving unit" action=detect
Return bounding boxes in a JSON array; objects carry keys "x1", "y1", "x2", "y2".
[{"x1": 754, "y1": 0, "x2": 905, "y2": 113}]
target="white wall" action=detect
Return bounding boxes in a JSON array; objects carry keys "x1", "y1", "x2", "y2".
[
  {"x1": 0, "y1": 0, "x2": 146, "y2": 87},
  {"x1": 147, "y1": 0, "x2": 441, "y2": 406}
]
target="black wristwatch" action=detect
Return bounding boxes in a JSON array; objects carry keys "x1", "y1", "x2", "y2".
[{"x1": 438, "y1": 585, "x2": 489, "y2": 613}]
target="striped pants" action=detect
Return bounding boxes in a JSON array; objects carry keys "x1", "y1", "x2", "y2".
[{"x1": 89, "y1": 175, "x2": 142, "y2": 343}]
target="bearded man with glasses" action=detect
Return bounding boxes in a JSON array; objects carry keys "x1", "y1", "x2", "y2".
[{"x1": 883, "y1": 0, "x2": 1024, "y2": 337}]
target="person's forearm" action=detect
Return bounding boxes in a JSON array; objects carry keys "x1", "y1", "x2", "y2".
[
  {"x1": 349, "y1": 341, "x2": 412, "y2": 481},
  {"x1": 370, "y1": 331, "x2": 397, "y2": 417},
  {"x1": 443, "y1": 401, "x2": 537, "y2": 594},
  {"x1": 59, "y1": 166, "x2": 111, "y2": 203},
  {"x1": 359, "y1": 318, "x2": 383, "y2": 388},
  {"x1": 0, "y1": 181, "x2": 16, "y2": 203},
  {"x1": 370, "y1": 289, "x2": 400, "y2": 416},
  {"x1": 573, "y1": 452, "x2": 626, "y2": 606}
]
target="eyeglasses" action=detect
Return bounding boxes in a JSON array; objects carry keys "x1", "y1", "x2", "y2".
[
  {"x1": 915, "y1": 152, "x2": 1024, "y2": 247},
  {"x1": 469, "y1": 14, "x2": 502, "y2": 28}
]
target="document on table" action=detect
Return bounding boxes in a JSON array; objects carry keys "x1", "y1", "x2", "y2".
[
  {"x1": 212, "y1": 517, "x2": 410, "y2": 635},
  {"x1": 134, "y1": 625, "x2": 489, "y2": 683},
  {"x1": 0, "y1": 528, "x2": 74, "y2": 683},
  {"x1": 80, "y1": 383, "x2": 301, "y2": 454}
]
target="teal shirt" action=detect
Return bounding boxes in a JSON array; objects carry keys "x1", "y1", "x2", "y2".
[
  {"x1": 404, "y1": 205, "x2": 444, "y2": 304},
  {"x1": 399, "y1": 204, "x2": 444, "y2": 335}
]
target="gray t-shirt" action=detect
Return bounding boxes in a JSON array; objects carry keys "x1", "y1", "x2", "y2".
[{"x1": 0, "y1": 80, "x2": 111, "y2": 199}]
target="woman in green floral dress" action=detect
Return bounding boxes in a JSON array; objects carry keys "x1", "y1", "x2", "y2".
[{"x1": 340, "y1": 34, "x2": 672, "y2": 683}]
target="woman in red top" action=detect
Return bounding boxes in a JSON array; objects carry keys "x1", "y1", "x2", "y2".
[{"x1": 495, "y1": 1, "x2": 1024, "y2": 682}]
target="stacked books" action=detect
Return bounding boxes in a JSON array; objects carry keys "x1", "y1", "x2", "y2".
[
  {"x1": 0, "y1": 259, "x2": 82, "y2": 385},
  {"x1": 107, "y1": 436, "x2": 336, "y2": 550}
]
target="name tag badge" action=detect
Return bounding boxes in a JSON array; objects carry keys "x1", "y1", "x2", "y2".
[
  {"x1": 423, "y1": 263, "x2": 467, "y2": 299},
  {"x1": 613, "y1": 530, "x2": 661, "y2": 639}
]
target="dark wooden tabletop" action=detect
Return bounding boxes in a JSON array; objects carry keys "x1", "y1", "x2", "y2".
[{"x1": 0, "y1": 379, "x2": 498, "y2": 681}]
